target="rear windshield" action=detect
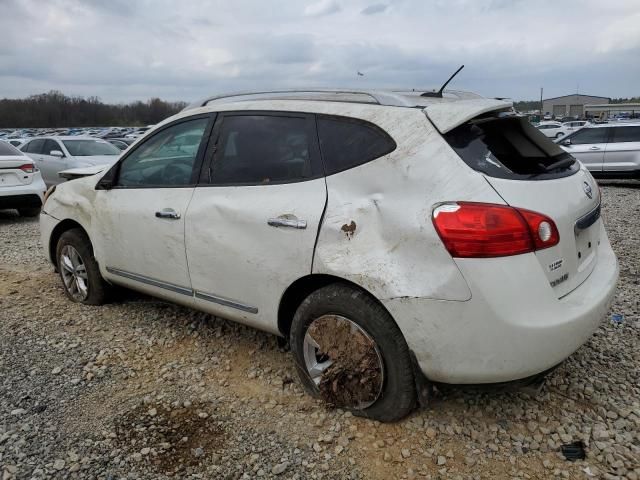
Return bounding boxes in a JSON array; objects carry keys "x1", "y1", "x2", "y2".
[
  {"x1": 0, "y1": 141, "x2": 23, "y2": 156},
  {"x1": 444, "y1": 116, "x2": 579, "y2": 180}
]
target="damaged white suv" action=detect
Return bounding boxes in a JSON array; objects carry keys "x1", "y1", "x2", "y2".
[{"x1": 40, "y1": 89, "x2": 618, "y2": 422}]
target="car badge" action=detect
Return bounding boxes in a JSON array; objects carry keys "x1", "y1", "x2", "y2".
[{"x1": 583, "y1": 181, "x2": 593, "y2": 199}]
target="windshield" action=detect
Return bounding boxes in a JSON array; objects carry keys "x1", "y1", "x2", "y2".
[
  {"x1": 62, "y1": 139, "x2": 120, "y2": 156},
  {"x1": 444, "y1": 116, "x2": 578, "y2": 180}
]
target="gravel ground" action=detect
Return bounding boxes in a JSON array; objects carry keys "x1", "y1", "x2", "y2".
[{"x1": 1, "y1": 181, "x2": 639, "y2": 480}]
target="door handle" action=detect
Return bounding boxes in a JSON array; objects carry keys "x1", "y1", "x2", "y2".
[
  {"x1": 155, "y1": 208, "x2": 181, "y2": 219},
  {"x1": 589, "y1": 146, "x2": 601, "y2": 150},
  {"x1": 268, "y1": 217, "x2": 307, "y2": 229}
]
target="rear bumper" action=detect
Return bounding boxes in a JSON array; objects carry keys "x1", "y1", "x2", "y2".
[
  {"x1": 0, "y1": 179, "x2": 46, "y2": 209},
  {"x1": 384, "y1": 223, "x2": 619, "y2": 384}
]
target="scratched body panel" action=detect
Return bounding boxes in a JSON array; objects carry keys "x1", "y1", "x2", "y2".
[{"x1": 313, "y1": 107, "x2": 504, "y2": 301}]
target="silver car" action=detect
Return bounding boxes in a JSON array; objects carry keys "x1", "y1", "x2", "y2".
[
  {"x1": 20, "y1": 136, "x2": 121, "y2": 186},
  {"x1": 558, "y1": 123, "x2": 640, "y2": 177}
]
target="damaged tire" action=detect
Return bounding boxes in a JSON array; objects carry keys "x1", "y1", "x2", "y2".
[
  {"x1": 56, "y1": 228, "x2": 110, "y2": 305},
  {"x1": 290, "y1": 283, "x2": 416, "y2": 422}
]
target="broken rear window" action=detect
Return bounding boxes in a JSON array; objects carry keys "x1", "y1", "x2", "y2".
[{"x1": 444, "y1": 116, "x2": 579, "y2": 180}]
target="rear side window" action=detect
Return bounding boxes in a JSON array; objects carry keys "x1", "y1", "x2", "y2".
[
  {"x1": 211, "y1": 115, "x2": 314, "y2": 185},
  {"x1": 445, "y1": 116, "x2": 578, "y2": 180},
  {"x1": 317, "y1": 116, "x2": 396, "y2": 175},
  {"x1": 610, "y1": 126, "x2": 640, "y2": 143},
  {"x1": 567, "y1": 128, "x2": 608, "y2": 145}
]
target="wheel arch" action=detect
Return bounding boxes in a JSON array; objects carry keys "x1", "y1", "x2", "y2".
[
  {"x1": 49, "y1": 219, "x2": 90, "y2": 267},
  {"x1": 277, "y1": 273, "x2": 398, "y2": 338}
]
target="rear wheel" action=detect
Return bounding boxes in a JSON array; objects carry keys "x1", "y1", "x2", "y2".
[
  {"x1": 56, "y1": 228, "x2": 110, "y2": 305},
  {"x1": 18, "y1": 207, "x2": 41, "y2": 217},
  {"x1": 290, "y1": 284, "x2": 416, "y2": 422},
  {"x1": 555, "y1": 132, "x2": 564, "y2": 138}
]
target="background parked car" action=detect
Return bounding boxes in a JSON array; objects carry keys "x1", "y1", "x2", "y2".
[
  {"x1": 1, "y1": 138, "x2": 28, "y2": 149},
  {"x1": 107, "y1": 137, "x2": 136, "y2": 151},
  {"x1": 0, "y1": 141, "x2": 46, "y2": 216},
  {"x1": 20, "y1": 136, "x2": 121, "y2": 186},
  {"x1": 562, "y1": 120, "x2": 590, "y2": 134},
  {"x1": 536, "y1": 121, "x2": 566, "y2": 138},
  {"x1": 558, "y1": 123, "x2": 640, "y2": 177}
]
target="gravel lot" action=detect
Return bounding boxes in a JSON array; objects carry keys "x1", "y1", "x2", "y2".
[{"x1": 1, "y1": 181, "x2": 639, "y2": 480}]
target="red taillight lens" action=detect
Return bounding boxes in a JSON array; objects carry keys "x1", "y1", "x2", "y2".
[
  {"x1": 19, "y1": 163, "x2": 36, "y2": 173},
  {"x1": 432, "y1": 202, "x2": 559, "y2": 258}
]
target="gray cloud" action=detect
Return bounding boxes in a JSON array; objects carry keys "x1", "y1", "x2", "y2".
[
  {"x1": 361, "y1": 4, "x2": 388, "y2": 15},
  {"x1": 0, "y1": 0, "x2": 638, "y2": 102}
]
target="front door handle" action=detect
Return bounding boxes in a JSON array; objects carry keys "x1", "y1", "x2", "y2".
[
  {"x1": 155, "y1": 208, "x2": 181, "y2": 219},
  {"x1": 589, "y1": 146, "x2": 601, "y2": 150},
  {"x1": 268, "y1": 217, "x2": 307, "y2": 229}
]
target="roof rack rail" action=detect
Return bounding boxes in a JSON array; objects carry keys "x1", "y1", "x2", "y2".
[{"x1": 183, "y1": 88, "x2": 425, "y2": 111}]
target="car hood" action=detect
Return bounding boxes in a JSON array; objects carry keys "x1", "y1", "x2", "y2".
[
  {"x1": 424, "y1": 98, "x2": 513, "y2": 133},
  {"x1": 58, "y1": 164, "x2": 110, "y2": 180},
  {"x1": 72, "y1": 155, "x2": 120, "y2": 165}
]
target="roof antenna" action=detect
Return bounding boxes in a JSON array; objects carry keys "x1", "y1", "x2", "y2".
[{"x1": 421, "y1": 65, "x2": 464, "y2": 98}]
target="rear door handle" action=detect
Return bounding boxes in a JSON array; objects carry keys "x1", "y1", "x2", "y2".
[
  {"x1": 155, "y1": 208, "x2": 181, "y2": 219},
  {"x1": 268, "y1": 217, "x2": 307, "y2": 229},
  {"x1": 589, "y1": 146, "x2": 601, "y2": 150}
]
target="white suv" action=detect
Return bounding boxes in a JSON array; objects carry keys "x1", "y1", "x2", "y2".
[{"x1": 40, "y1": 89, "x2": 618, "y2": 421}]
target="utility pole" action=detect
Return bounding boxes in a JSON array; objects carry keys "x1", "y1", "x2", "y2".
[{"x1": 540, "y1": 87, "x2": 544, "y2": 117}]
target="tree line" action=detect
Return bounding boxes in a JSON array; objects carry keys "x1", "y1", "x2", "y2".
[{"x1": 0, "y1": 91, "x2": 187, "y2": 128}]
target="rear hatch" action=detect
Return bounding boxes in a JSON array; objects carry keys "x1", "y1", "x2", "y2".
[
  {"x1": 434, "y1": 109, "x2": 601, "y2": 298},
  {"x1": 0, "y1": 156, "x2": 36, "y2": 187}
]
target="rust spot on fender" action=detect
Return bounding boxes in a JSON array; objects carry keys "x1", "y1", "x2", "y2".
[{"x1": 340, "y1": 221, "x2": 356, "y2": 240}]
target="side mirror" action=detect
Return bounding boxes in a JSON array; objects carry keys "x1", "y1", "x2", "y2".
[
  {"x1": 561, "y1": 139, "x2": 571, "y2": 146},
  {"x1": 50, "y1": 150, "x2": 64, "y2": 157}
]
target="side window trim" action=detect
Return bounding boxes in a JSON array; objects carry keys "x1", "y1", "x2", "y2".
[
  {"x1": 197, "y1": 110, "x2": 324, "y2": 187},
  {"x1": 99, "y1": 113, "x2": 216, "y2": 190}
]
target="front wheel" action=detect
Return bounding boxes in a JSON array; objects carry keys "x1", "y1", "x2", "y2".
[
  {"x1": 555, "y1": 132, "x2": 564, "y2": 138},
  {"x1": 56, "y1": 228, "x2": 110, "y2": 305},
  {"x1": 290, "y1": 284, "x2": 416, "y2": 422}
]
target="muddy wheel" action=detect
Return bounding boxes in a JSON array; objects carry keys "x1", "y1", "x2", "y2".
[
  {"x1": 56, "y1": 228, "x2": 110, "y2": 305},
  {"x1": 290, "y1": 284, "x2": 416, "y2": 422}
]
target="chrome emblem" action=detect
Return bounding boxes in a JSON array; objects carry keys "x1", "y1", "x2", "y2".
[{"x1": 583, "y1": 181, "x2": 593, "y2": 199}]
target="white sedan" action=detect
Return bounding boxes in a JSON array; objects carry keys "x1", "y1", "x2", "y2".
[
  {"x1": 536, "y1": 121, "x2": 567, "y2": 139},
  {"x1": 20, "y1": 136, "x2": 120, "y2": 186},
  {"x1": 0, "y1": 141, "x2": 46, "y2": 216}
]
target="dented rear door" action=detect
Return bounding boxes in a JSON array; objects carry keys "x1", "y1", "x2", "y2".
[{"x1": 185, "y1": 112, "x2": 326, "y2": 334}]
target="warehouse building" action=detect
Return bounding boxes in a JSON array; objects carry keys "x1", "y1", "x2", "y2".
[
  {"x1": 584, "y1": 103, "x2": 640, "y2": 120},
  {"x1": 542, "y1": 94, "x2": 610, "y2": 118}
]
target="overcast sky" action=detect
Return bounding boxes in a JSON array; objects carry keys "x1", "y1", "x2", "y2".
[{"x1": 1, "y1": 0, "x2": 639, "y2": 103}]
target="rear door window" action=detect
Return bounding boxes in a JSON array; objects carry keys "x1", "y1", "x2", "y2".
[
  {"x1": 43, "y1": 139, "x2": 60, "y2": 155},
  {"x1": 317, "y1": 116, "x2": 396, "y2": 175},
  {"x1": 444, "y1": 116, "x2": 578, "y2": 180},
  {"x1": 567, "y1": 128, "x2": 608, "y2": 145},
  {"x1": 209, "y1": 114, "x2": 318, "y2": 185},
  {"x1": 610, "y1": 126, "x2": 640, "y2": 143}
]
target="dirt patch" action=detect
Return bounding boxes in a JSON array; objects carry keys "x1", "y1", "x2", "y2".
[
  {"x1": 308, "y1": 315, "x2": 382, "y2": 409},
  {"x1": 114, "y1": 402, "x2": 225, "y2": 475}
]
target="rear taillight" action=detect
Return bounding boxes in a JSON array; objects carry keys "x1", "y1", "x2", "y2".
[
  {"x1": 19, "y1": 163, "x2": 37, "y2": 173},
  {"x1": 432, "y1": 202, "x2": 559, "y2": 258}
]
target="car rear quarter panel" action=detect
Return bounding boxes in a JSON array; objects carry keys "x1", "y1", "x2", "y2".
[{"x1": 313, "y1": 109, "x2": 506, "y2": 301}]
